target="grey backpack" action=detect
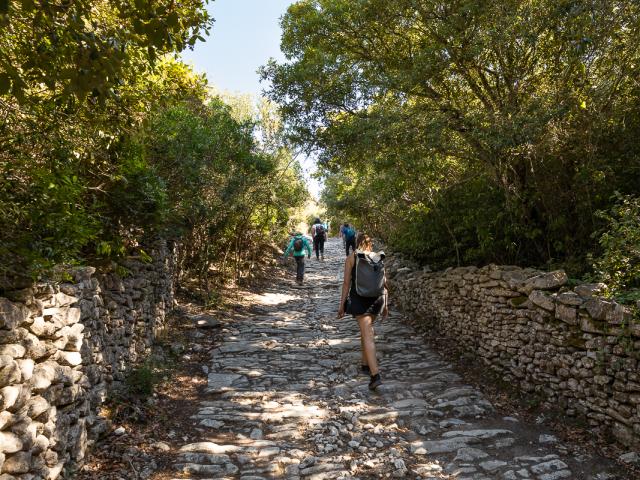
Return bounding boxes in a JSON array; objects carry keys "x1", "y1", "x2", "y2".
[{"x1": 355, "y1": 251, "x2": 386, "y2": 297}]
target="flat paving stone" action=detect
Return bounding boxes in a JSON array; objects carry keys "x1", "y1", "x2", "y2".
[{"x1": 158, "y1": 239, "x2": 624, "y2": 479}]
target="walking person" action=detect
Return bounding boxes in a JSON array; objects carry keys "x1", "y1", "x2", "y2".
[
  {"x1": 337, "y1": 233, "x2": 388, "y2": 390},
  {"x1": 283, "y1": 232, "x2": 312, "y2": 285},
  {"x1": 311, "y1": 217, "x2": 327, "y2": 261},
  {"x1": 339, "y1": 222, "x2": 347, "y2": 248},
  {"x1": 343, "y1": 223, "x2": 357, "y2": 256}
]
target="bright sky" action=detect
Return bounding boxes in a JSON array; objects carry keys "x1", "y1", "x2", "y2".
[{"x1": 180, "y1": 0, "x2": 321, "y2": 198}]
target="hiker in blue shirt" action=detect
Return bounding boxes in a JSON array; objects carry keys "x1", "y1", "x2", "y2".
[
  {"x1": 283, "y1": 232, "x2": 312, "y2": 284},
  {"x1": 339, "y1": 222, "x2": 347, "y2": 248},
  {"x1": 343, "y1": 223, "x2": 357, "y2": 256}
]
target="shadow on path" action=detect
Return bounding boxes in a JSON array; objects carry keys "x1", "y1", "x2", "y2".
[{"x1": 155, "y1": 239, "x2": 624, "y2": 480}]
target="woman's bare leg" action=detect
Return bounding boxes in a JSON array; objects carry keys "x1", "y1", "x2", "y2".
[
  {"x1": 360, "y1": 334, "x2": 367, "y2": 366},
  {"x1": 357, "y1": 314, "x2": 378, "y2": 375}
]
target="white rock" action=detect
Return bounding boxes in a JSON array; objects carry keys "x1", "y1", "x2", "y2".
[
  {"x1": 27, "y1": 395, "x2": 50, "y2": 419},
  {"x1": 30, "y1": 361, "x2": 57, "y2": 392},
  {"x1": 151, "y1": 441, "x2": 170, "y2": 452},
  {"x1": 539, "y1": 434, "x2": 558, "y2": 444},
  {"x1": 56, "y1": 351, "x2": 82, "y2": 367},
  {"x1": 0, "y1": 344, "x2": 26, "y2": 359},
  {"x1": 0, "y1": 431, "x2": 23, "y2": 453},
  {"x1": 179, "y1": 441, "x2": 242, "y2": 454},
  {"x1": 0, "y1": 385, "x2": 21, "y2": 410},
  {"x1": 16, "y1": 359, "x2": 34, "y2": 381}
]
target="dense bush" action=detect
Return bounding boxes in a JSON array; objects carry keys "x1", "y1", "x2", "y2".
[
  {"x1": 0, "y1": 3, "x2": 307, "y2": 291},
  {"x1": 591, "y1": 194, "x2": 640, "y2": 301}
]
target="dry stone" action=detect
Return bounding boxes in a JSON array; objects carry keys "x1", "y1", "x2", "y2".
[
  {"x1": 389, "y1": 256, "x2": 640, "y2": 448},
  {"x1": 0, "y1": 299, "x2": 29, "y2": 330},
  {"x1": 0, "y1": 432, "x2": 22, "y2": 454},
  {"x1": 0, "y1": 239, "x2": 175, "y2": 478}
]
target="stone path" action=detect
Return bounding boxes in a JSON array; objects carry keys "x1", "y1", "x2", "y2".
[{"x1": 168, "y1": 239, "x2": 622, "y2": 479}]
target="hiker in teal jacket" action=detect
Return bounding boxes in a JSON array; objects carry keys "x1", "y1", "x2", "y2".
[{"x1": 283, "y1": 232, "x2": 312, "y2": 284}]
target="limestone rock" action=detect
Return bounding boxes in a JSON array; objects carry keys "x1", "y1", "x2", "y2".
[
  {"x1": 0, "y1": 386, "x2": 22, "y2": 411},
  {"x1": 0, "y1": 432, "x2": 23, "y2": 454},
  {"x1": 55, "y1": 351, "x2": 82, "y2": 367},
  {"x1": 574, "y1": 283, "x2": 606, "y2": 297},
  {"x1": 529, "y1": 290, "x2": 555, "y2": 311},
  {"x1": 0, "y1": 356, "x2": 20, "y2": 388},
  {"x1": 1, "y1": 451, "x2": 30, "y2": 474},
  {"x1": 30, "y1": 362, "x2": 57, "y2": 392},
  {"x1": 193, "y1": 314, "x2": 221, "y2": 329},
  {"x1": 26, "y1": 396, "x2": 50, "y2": 419},
  {"x1": 27, "y1": 317, "x2": 56, "y2": 338},
  {"x1": 15, "y1": 360, "x2": 34, "y2": 382},
  {"x1": 0, "y1": 299, "x2": 29, "y2": 330},
  {"x1": 584, "y1": 298, "x2": 614, "y2": 321},
  {"x1": 524, "y1": 271, "x2": 568, "y2": 292},
  {"x1": 71, "y1": 266, "x2": 95, "y2": 282},
  {"x1": 557, "y1": 291, "x2": 583, "y2": 306},
  {"x1": 0, "y1": 346, "x2": 25, "y2": 360},
  {"x1": 555, "y1": 304, "x2": 577, "y2": 325},
  {"x1": 618, "y1": 452, "x2": 640, "y2": 465}
]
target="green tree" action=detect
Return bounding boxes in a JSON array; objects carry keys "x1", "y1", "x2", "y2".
[
  {"x1": 0, "y1": 2, "x2": 308, "y2": 294},
  {"x1": 0, "y1": 0, "x2": 211, "y2": 103},
  {"x1": 263, "y1": 0, "x2": 640, "y2": 273}
]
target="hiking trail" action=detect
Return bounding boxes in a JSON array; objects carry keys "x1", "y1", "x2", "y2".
[{"x1": 160, "y1": 239, "x2": 622, "y2": 479}]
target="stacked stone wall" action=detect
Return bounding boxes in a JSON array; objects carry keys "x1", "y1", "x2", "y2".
[
  {"x1": 387, "y1": 258, "x2": 640, "y2": 448},
  {"x1": 0, "y1": 240, "x2": 174, "y2": 479}
]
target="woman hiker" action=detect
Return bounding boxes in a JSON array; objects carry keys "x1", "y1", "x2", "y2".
[
  {"x1": 337, "y1": 232, "x2": 388, "y2": 390},
  {"x1": 283, "y1": 232, "x2": 312, "y2": 284}
]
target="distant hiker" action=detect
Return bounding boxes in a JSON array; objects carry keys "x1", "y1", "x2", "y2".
[
  {"x1": 311, "y1": 217, "x2": 327, "y2": 261},
  {"x1": 339, "y1": 222, "x2": 347, "y2": 247},
  {"x1": 283, "y1": 232, "x2": 312, "y2": 284},
  {"x1": 343, "y1": 223, "x2": 357, "y2": 256},
  {"x1": 337, "y1": 232, "x2": 388, "y2": 390}
]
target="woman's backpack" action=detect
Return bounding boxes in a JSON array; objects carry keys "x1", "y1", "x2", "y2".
[
  {"x1": 293, "y1": 237, "x2": 304, "y2": 252},
  {"x1": 354, "y1": 251, "x2": 386, "y2": 297}
]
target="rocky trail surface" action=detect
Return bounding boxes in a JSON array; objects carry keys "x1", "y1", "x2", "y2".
[{"x1": 153, "y1": 239, "x2": 623, "y2": 480}]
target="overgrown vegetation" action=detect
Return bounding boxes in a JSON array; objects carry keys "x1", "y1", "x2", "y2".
[
  {"x1": 0, "y1": 1, "x2": 307, "y2": 292},
  {"x1": 591, "y1": 194, "x2": 640, "y2": 304},
  {"x1": 263, "y1": 0, "x2": 640, "y2": 289}
]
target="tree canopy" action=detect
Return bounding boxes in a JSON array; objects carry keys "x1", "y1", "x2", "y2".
[
  {"x1": 263, "y1": 0, "x2": 640, "y2": 282},
  {"x1": 0, "y1": 1, "x2": 307, "y2": 291}
]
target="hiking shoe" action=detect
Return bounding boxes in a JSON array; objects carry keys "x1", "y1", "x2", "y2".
[
  {"x1": 368, "y1": 373, "x2": 382, "y2": 390},
  {"x1": 361, "y1": 365, "x2": 371, "y2": 376}
]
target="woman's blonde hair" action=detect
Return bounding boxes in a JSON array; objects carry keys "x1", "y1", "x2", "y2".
[{"x1": 356, "y1": 232, "x2": 373, "y2": 251}]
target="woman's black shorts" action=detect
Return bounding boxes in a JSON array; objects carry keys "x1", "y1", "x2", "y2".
[{"x1": 345, "y1": 292, "x2": 385, "y2": 317}]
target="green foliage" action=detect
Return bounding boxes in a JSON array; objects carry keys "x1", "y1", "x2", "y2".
[
  {"x1": 591, "y1": 194, "x2": 640, "y2": 298},
  {"x1": 141, "y1": 97, "x2": 308, "y2": 285},
  {"x1": 0, "y1": 0, "x2": 211, "y2": 104},
  {"x1": 264, "y1": 0, "x2": 640, "y2": 277},
  {"x1": 125, "y1": 360, "x2": 163, "y2": 397},
  {"x1": 0, "y1": 5, "x2": 307, "y2": 291}
]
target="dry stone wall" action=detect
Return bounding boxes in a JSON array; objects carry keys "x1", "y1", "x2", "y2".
[
  {"x1": 387, "y1": 257, "x2": 640, "y2": 448},
  {"x1": 0, "y1": 240, "x2": 175, "y2": 479}
]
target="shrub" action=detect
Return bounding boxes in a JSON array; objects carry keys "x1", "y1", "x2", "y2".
[{"x1": 591, "y1": 193, "x2": 640, "y2": 298}]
